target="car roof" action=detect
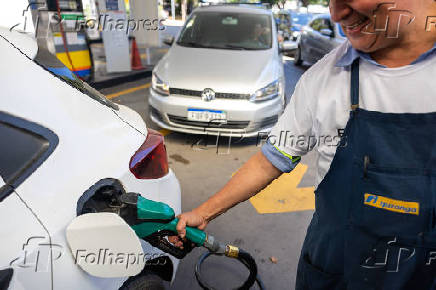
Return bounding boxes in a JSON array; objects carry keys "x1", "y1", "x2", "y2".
[
  {"x1": 194, "y1": 4, "x2": 272, "y2": 15},
  {"x1": 0, "y1": 26, "x2": 37, "y2": 59}
]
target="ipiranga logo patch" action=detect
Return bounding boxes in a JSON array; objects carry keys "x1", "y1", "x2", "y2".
[{"x1": 364, "y1": 193, "x2": 419, "y2": 215}]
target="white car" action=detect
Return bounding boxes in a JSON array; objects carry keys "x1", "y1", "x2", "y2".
[
  {"x1": 0, "y1": 28, "x2": 181, "y2": 289},
  {"x1": 150, "y1": 4, "x2": 285, "y2": 137}
]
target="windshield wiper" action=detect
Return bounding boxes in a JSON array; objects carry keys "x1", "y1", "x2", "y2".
[
  {"x1": 221, "y1": 44, "x2": 247, "y2": 50},
  {"x1": 177, "y1": 41, "x2": 211, "y2": 48},
  {"x1": 222, "y1": 44, "x2": 266, "y2": 50}
]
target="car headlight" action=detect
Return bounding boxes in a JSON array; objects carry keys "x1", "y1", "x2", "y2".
[
  {"x1": 250, "y1": 80, "x2": 282, "y2": 102},
  {"x1": 152, "y1": 73, "x2": 169, "y2": 96}
]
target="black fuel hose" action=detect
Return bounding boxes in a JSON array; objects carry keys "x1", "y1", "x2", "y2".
[{"x1": 195, "y1": 249, "x2": 266, "y2": 290}]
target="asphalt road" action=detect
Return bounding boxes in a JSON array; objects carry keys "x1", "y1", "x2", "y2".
[{"x1": 100, "y1": 56, "x2": 316, "y2": 290}]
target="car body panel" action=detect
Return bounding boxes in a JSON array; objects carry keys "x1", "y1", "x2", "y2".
[
  {"x1": 149, "y1": 88, "x2": 282, "y2": 137},
  {"x1": 156, "y1": 45, "x2": 279, "y2": 94},
  {"x1": 298, "y1": 14, "x2": 346, "y2": 65},
  {"x1": 0, "y1": 192, "x2": 51, "y2": 290},
  {"x1": 0, "y1": 28, "x2": 181, "y2": 289},
  {"x1": 0, "y1": 28, "x2": 37, "y2": 59},
  {"x1": 290, "y1": 11, "x2": 313, "y2": 41}
]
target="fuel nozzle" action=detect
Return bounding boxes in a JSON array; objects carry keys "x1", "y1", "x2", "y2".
[
  {"x1": 203, "y1": 234, "x2": 241, "y2": 258},
  {"x1": 203, "y1": 234, "x2": 225, "y2": 254}
]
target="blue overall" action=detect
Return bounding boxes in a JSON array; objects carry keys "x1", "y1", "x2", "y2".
[{"x1": 296, "y1": 59, "x2": 436, "y2": 289}]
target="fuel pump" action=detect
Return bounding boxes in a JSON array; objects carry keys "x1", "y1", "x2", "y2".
[{"x1": 33, "y1": 0, "x2": 92, "y2": 80}]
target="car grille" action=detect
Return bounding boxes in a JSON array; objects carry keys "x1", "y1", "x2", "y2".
[
  {"x1": 169, "y1": 88, "x2": 251, "y2": 100},
  {"x1": 167, "y1": 115, "x2": 249, "y2": 129}
]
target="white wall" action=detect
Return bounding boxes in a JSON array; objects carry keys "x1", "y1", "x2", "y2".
[{"x1": 129, "y1": 0, "x2": 160, "y2": 47}]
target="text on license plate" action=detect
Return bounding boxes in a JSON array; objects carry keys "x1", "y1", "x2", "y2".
[{"x1": 187, "y1": 109, "x2": 227, "y2": 122}]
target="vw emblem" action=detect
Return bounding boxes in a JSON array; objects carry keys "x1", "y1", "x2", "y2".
[{"x1": 201, "y1": 88, "x2": 215, "y2": 102}]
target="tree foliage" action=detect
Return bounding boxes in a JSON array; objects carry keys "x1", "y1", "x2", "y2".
[{"x1": 264, "y1": 0, "x2": 328, "y2": 8}]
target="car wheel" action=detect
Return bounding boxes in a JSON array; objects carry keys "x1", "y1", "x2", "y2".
[
  {"x1": 294, "y1": 45, "x2": 303, "y2": 66},
  {"x1": 120, "y1": 272, "x2": 165, "y2": 290}
]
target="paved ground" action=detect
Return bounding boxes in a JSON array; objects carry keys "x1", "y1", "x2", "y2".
[{"x1": 100, "y1": 57, "x2": 315, "y2": 290}]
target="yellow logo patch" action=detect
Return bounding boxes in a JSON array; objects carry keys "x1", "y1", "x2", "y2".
[{"x1": 364, "y1": 193, "x2": 419, "y2": 215}]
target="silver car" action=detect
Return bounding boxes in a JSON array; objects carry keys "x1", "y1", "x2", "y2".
[
  {"x1": 294, "y1": 13, "x2": 346, "y2": 65},
  {"x1": 149, "y1": 5, "x2": 285, "y2": 137}
]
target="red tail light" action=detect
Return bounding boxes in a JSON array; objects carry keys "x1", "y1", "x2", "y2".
[{"x1": 129, "y1": 129, "x2": 169, "y2": 179}]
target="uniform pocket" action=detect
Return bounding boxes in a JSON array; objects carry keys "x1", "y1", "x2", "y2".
[
  {"x1": 297, "y1": 254, "x2": 346, "y2": 290},
  {"x1": 344, "y1": 160, "x2": 436, "y2": 289},
  {"x1": 352, "y1": 162, "x2": 434, "y2": 236}
]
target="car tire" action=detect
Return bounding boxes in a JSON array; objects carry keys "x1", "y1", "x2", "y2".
[
  {"x1": 120, "y1": 272, "x2": 165, "y2": 290},
  {"x1": 294, "y1": 45, "x2": 303, "y2": 66}
]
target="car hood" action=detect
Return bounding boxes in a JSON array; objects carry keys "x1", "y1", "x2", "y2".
[{"x1": 155, "y1": 44, "x2": 280, "y2": 94}]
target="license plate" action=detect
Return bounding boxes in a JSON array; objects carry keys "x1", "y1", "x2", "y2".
[{"x1": 187, "y1": 109, "x2": 227, "y2": 123}]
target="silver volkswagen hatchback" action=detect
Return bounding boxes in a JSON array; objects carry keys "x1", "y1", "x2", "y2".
[{"x1": 149, "y1": 4, "x2": 285, "y2": 137}]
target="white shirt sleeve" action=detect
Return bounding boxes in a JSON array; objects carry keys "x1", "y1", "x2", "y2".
[
  {"x1": 260, "y1": 73, "x2": 315, "y2": 172},
  {"x1": 269, "y1": 73, "x2": 315, "y2": 154}
]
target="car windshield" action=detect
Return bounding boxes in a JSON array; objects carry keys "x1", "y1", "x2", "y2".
[
  {"x1": 292, "y1": 13, "x2": 311, "y2": 25},
  {"x1": 177, "y1": 11, "x2": 272, "y2": 50}
]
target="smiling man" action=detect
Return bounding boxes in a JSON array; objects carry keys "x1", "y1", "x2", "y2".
[{"x1": 172, "y1": 0, "x2": 436, "y2": 288}]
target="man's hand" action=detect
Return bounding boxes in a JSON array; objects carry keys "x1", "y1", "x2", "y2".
[
  {"x1": 169, "y1": 151, "x2": 282, "y2": 249},
  {"x1": 168, "y1": 210, "x2": 208, "y2": 249}
]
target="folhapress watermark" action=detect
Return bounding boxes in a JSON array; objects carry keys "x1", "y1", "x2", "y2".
[
  {"x1": 361, "y1": 236, "x2": 436, "y2": 273},
  {"x1": 74, "y1": 15, "x2": 166, "y2": 35},
  {"x1": 74, "y1": 249, "x2": 166, "y2": 269},
  {"x1": 9, "y1": 236, "x2": 63, "y2": 273},
  {"x1": 361, "y1": 2, "x2": 415, "y2": 39},
  {"x1": 188, "y1": 128, "x2": 347, "y2": 155},
  {"x1": 10, "y1": 1, "x2": 166, "y2": 37},
  {"x1": 10, "y1": 236, "x2": 167, "y2": 272},
  {"x1": 256, "y1": 129, "x2": 347, "y2": 150}
]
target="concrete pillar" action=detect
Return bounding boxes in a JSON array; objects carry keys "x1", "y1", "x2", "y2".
[{"x1": 130, "y1": 0, "x2": 160, "y2": 47}]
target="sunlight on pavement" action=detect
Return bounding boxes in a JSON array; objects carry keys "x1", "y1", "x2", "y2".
[
  {"x1": 249, "y1": 163, "x2": 315, "y2": 214},
  {"x1": 159, "y1": 129, "x2": 172, "y2": 136}
]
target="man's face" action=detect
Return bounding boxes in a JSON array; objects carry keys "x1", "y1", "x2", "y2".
[{"x1": 329, "y1": 0, "x2": 431, "y2": 52}]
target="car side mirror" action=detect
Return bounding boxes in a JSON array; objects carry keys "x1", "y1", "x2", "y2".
[
  {"x1": 163, "y1": 35, "x2": 174, "y2": 46},
  {"x1": 320, "y1": 28, "x2": 334, "y2": 37},
  {"x1": 66, "y1": 213, "x2": 145, "y2": 278}
]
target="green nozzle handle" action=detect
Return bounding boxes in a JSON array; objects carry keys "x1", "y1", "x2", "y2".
[
  {"x1": 169, "y1": 218, "x2": 207, "y2": 246},
  {"x1": 131, "y1": 195, "x2": 207, "y2": 247}
]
